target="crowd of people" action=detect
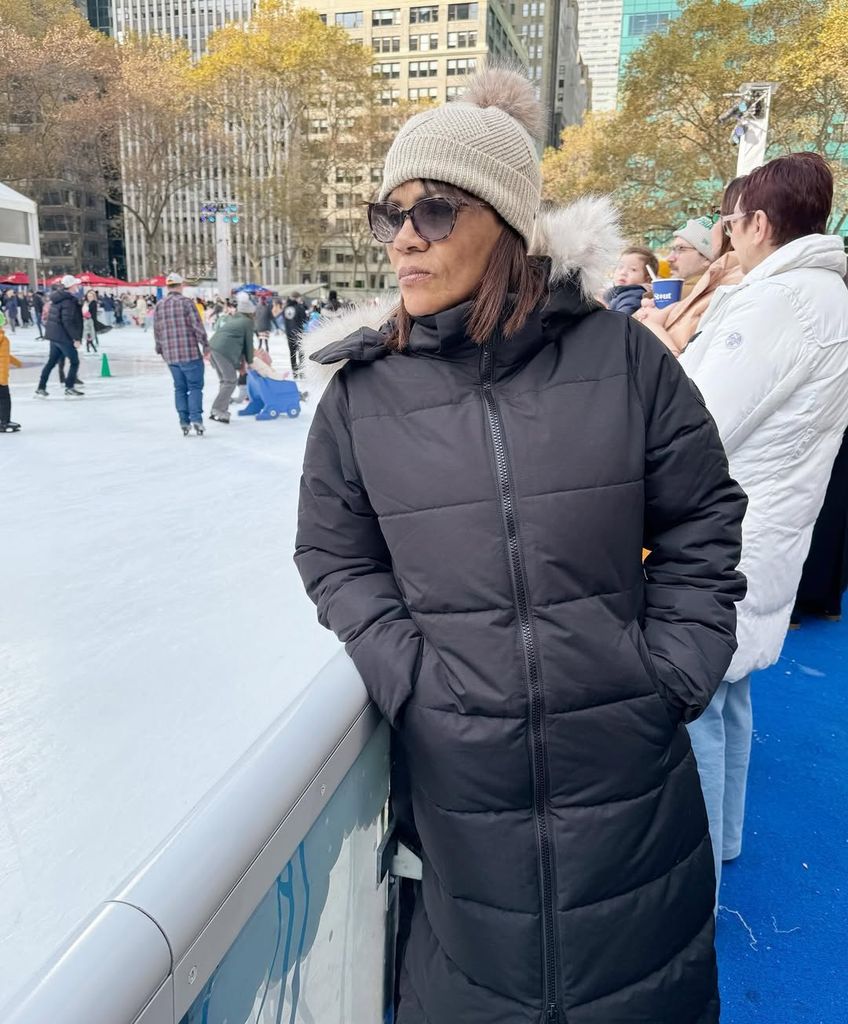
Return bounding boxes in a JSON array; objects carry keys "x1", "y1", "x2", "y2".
[{"x1": 0, "y1": 274, "x2": 346, "y2": 432}]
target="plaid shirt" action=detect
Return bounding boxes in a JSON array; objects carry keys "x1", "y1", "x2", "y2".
[{"x1": 153, "y1": 292, "x2": 208, "y2": 364}]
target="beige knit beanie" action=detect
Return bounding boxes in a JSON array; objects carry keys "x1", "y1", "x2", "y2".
[{"x1": 379, "y1": 66, "x2": 544, "y2": 245}]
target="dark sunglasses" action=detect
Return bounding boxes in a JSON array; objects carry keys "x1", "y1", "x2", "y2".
[{"x1": 367, "y1": 195, "x2": 484, "y2": 243}]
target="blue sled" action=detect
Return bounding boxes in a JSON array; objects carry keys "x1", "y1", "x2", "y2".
[{"x1": 238, "y1": 370, "x2": 301, "y2": 420}]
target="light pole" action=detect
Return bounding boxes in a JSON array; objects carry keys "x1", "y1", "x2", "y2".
[
  {"x1": 719, "y1": 83, "x2": 778, "y2": 177},
  {"x1": 199, "y1": 201, "x2": 239, "y2": 296}
]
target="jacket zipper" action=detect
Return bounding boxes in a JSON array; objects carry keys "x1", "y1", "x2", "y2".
[{"x1": 481, "y1": 344, "x2": 560, "y2": 1024}]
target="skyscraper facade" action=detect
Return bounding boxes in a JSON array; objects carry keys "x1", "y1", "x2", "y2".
[
  {"x1": 576, "y1": 0, "x2": 622, "y2": 111},
  {"x1": 511, "y1": 0, "x2": 589, "y2": 146},
  {"x1": 617, "y1": 0, "x2": 678, "y2": 75}
]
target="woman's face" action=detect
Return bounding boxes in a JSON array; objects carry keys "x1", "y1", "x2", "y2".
[
  {"x1": 86, "y1": 290, "x2": 95, "y2": 300},
  {"x1": 385, "y1": 180, "x2": 503, "y2": 317}
]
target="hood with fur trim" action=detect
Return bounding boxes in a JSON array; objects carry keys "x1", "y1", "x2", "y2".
[{"x1": 304, "y1": 195, "x2": 622, "y2": 392}]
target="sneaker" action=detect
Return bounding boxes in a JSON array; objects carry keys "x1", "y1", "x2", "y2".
[
  {"x1": 191, "y1": 422, "x2": 205, "y2": 436},
  {"x1": 64, "y1": 387, "x2": 84, "y2": 398},
  {"x1": 34, "y1": 388, "x2": 48, "y2": 398}
]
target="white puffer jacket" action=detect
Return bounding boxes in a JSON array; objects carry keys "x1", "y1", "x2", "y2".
[{"x1": 681, "y1": 234, "x2": 848, "y2": 681}]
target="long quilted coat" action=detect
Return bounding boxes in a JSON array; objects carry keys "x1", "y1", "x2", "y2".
[{"x1": 294, "y1": 201, "x2": 747, "y2": 1024}]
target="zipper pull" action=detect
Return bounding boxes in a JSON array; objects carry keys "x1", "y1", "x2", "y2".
[{"x1": 547, "y1": 1004, "x2": 558, "y2": 1022}]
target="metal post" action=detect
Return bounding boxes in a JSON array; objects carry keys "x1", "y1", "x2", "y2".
[
  {"x1": 215, "y1": 216, "x2": 232, "y2": 298},
  {"x1": 736, "y1": 83, "x2": 776, "y2": 176}
]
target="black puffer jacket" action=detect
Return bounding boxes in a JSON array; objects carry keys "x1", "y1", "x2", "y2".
[
  {"x1": 45, "y1": 287, "x2": 83, "y2": 345},
  {"x1": 295, "y1": 204, "x2": 746, "y2": 1024}
]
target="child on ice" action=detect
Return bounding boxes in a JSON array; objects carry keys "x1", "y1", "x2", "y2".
[{"x1": 0, "y1": 310, "x2": 22, "y2": 432}]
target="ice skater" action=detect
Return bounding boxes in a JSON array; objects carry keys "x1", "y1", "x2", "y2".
[
  {"x1": 0, "y1": 310, "x2": 22, "y2": 432},
  {"x1": 153, "y1": 272, "x2": 209, "y2": 436},
  {"x1": 209, "y1": 291, "x2": 254, "y2": 424},
  {"x1": 36, "y1": 275, "x2": 84, "y2": 398}
]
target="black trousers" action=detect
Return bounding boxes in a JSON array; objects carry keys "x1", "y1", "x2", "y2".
[
  {"x1": 286, "y1": 332, "x2": 303, "y2": 377},
  {"x1": 39, "y1": 340, "x2": 78, "y2": 390},
  {"x1": 0, "y1": 383, "x2": 10, "y2": 423}
]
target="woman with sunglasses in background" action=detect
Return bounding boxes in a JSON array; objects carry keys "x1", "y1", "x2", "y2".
[
  {"x1": 636, "y1": 179, "x2": 747, "y2": 356},
  {"x1": 294, "y1": 68, "x2": 746, "y2": 1024}
]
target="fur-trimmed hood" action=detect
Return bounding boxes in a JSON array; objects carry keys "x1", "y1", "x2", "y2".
[{"x1": 303, "y1": 195, "x2": 622, "y2": 392}]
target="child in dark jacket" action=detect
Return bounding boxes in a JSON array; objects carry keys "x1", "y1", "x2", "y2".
[{"x1": 604, "y1": 246, "x2": 659, "y2": 315}]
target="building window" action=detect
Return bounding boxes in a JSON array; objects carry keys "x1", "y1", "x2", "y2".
[
  {"x1": 319, "y1": 13, "x2": 327, "y2": 23},
  {"x1": 409, "y1": 5, "x2": 439, "y2": 23},
  {"x1": 376, "y1": 62, "x2": 401, "y2": 78},
  {"x1": 409, "y1": 33, "x2": 439, "y2": 50},
  {"x1": 447, "y1": 57, "x2": 476, "y2": 75},
  {"x1": 628, "y1": 11, "x2": 673, "y2": 36},
  {"x1": 409, "y1": 59, "x2": 439, "y2": 77},
  {"x1": 372, "y1": 8, "x2": 401, "y2": 26},
  {"x1": 446, "y1": 85, "x2": 463, "y2": 100},
  {"x1": 379, "y1": 88, "x2": 400, "y2": 104},
  {"x1": 408, "y1": 86, "x2": 440, "y2": 101},
  {"x1": 447, "y1": 30, "x2": 477, "y2": 47},
  {"x1": 372, "y1": 36, "x2": 401, "y2": 52},
  {"x1": 334, "y1": 11, "x2": 363, "y2": 28},
  {"x1": 448, "y1": 3, "x2": 478, "y2": 20}
]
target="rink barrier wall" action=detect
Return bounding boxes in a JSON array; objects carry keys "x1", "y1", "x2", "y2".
[{"x1": 4, "y1": 650, "x2": 385, "y2": 1024}]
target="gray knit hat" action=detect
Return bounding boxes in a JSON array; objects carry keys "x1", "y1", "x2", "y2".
[{"x1": 379, "y1": 67, "x2": 544, "y2": 245}]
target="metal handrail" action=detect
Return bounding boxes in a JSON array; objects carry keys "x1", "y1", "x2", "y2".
[{"x1": 4, "y1": 651, "x2": 382, "y2": 1024}]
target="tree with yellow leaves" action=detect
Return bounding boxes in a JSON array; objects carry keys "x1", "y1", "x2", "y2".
[
  {"x1": 197, "y1": 0, "x2": 380, "y2": 282},
  {"x1": 93, "y1": 34, "x2": 205, "y2": 276},
  {"x1": 0, "y1": 3, "x2": 116, "y2": 268},
  {"x1": 543, "y1": 0, "x2": 848, "y2": 242}
]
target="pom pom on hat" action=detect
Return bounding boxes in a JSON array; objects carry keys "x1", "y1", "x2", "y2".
[
  {"x1": 462, "y1": 65, "x2": 546, "y2": 141},
  {"x1": 379, "y1": 64, "x2": 543, "y2": 245}
]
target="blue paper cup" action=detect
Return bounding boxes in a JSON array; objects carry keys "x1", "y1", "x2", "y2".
[{"x1": 652, "y1": 278, "x2": 683, "y2": 308}]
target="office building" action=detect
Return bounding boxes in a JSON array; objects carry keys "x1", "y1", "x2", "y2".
[
  {"x1": 617, "y1": 0, "x2": 678, "y2": 75},
  {"x1": 510, "y1": 0, "x2": 589, "y2": 146},
  {"x1": 577, "y1": 0, "x2": 622, "y2": 110}
]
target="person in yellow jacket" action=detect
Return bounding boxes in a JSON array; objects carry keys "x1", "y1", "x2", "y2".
[{"x1": 0, "y1": 310, "x2": 22, "y2": 431}]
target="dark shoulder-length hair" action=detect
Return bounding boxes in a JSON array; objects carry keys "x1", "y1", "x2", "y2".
[
  {"x1": 386, "y1": 180, "x2": 549, "y2": 351},
  {"x1": 717, "y1": 176, "x2": 747, "y2": 258}
]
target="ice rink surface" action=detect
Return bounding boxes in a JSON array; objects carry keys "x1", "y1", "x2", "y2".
[{"x1": 0, "y1": 325, "x2": 340, "y2": 1003}]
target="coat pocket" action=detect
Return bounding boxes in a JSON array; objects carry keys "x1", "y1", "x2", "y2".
[{"x1": 624, "y1": 620, "x2": 683, "y2": 729}]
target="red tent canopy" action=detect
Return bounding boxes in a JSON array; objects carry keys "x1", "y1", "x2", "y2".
[
  {"x1": 130, "y1": 275, "x2": 168, "y2": 288},
  {"x1": 45, "y1": 272, "x2": 130, "y2": 288},
  {"x1": 0, "y1": 272, "x2": 31, "y2": 285}
]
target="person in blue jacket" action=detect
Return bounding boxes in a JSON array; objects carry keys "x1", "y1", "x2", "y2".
[{"x1": 604, "y1": 245, "x2": 658, "y2": 315}]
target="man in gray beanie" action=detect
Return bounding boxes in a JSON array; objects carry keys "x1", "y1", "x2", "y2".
[
  {"x1": 668, "y1": 216, "x2": 715, "y2": 298},
  {"x1": 208, "y1": 291, "x2": 255, "y2": 423}
]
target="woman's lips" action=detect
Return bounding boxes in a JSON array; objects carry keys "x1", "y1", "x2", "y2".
[{"x1": 399, "y1": 267, "x2": 432, "y2": 285}]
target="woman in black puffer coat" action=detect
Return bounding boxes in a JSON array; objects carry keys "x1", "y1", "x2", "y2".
[{"x1": 295, "y1": 69, "x2": 746, "y2": 1024}]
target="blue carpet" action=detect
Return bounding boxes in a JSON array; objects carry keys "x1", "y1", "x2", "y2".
[{"x1": 716, "y1": 604, "x2": 848, "y2": 1022}]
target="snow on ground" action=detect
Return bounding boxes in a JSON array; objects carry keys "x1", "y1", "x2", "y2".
[{"x1": 0, "y1": 325, "x2": 340, "y2": 1003}]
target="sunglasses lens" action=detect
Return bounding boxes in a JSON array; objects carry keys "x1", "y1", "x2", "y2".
[
  {"x1": 368, "y1": 204, "x2": 403, "y2": 242},
  {"x1": 411, "y1": 198, "x2": 457, "y2": 241}
]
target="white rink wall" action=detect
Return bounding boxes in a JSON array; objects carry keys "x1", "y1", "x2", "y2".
[{"x1": 0, "y1": 324, "x2": 341, "y2": 1003}]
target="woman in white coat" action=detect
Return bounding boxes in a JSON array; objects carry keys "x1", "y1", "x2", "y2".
[{"x1": 679, "y1": 152, "x2": 848, "y2": 894}]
